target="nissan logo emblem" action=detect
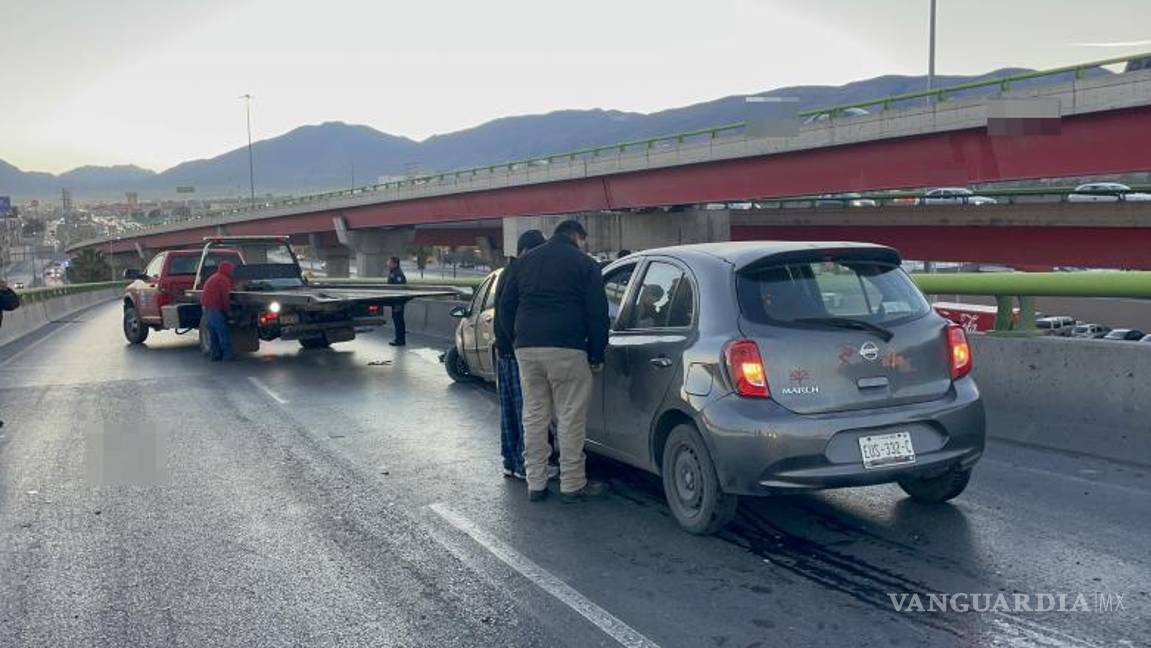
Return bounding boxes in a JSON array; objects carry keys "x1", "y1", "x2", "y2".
[{"x1": 859, "y1": 342, "x2": 880, "y2": 361}]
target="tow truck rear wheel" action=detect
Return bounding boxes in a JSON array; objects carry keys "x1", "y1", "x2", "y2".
[
  {"x1": 123, "y1": 304, "x2": 149, "y2": 344},
  {"x1": 298, "y1": 335, "x2": 331, "y2": 349}
]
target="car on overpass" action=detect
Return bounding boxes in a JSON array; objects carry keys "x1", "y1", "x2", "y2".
[
  {"x1": 1067, "y1": 182, "x2": 1151, "y2": 203},
  {"x1": 1071, "y1": 323, "x2": 1111, "y2": 339},
  {"x1": 814, "y1": 193, "x2": 878, "y2": 208},
  {"x1": 1102, "y1": 328, "x2": 1145, "y2": 341},
  {"x1": 447, "y1": 242, "x2": 985, "y2": 534},
  {"x1": 922, "y1": 187, "x2": 997, "y2": 206}
]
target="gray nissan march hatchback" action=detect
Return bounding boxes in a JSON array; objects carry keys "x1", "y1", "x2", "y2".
[{"x1": 586, "y1": 242, "x2": 984, "y2": 534}]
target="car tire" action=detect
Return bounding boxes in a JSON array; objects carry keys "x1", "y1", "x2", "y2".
[
  {"x1": 444, "y1": 346, "x2": 473, "y2": 383},
  {"x1": 898, "y1": 468, "x2": 972, "y2": 503},
  {"x1": 661, "y1": 423, "x2": 738, "y2": 535},
  {"x1": 298, "y1": 335, "x2": 331, "y2": 349},
  {"x1": 198, "y1": 316, "x2": 212, "y2": 357},
  {"x1": 123, "y1": 304, "x2": 149, "y2": 344}
]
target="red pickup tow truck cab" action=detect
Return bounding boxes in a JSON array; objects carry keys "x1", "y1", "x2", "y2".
[{"x1": 123, "y1": 249, "x2": 243, "y2": 339}]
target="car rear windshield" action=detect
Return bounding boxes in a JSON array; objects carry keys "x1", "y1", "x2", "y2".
[{"x1": 736, "y1": 259, "x2": 930, "y2": 325}]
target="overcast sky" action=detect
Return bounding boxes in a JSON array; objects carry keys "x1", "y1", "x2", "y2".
[{"x1": 3, "y1": 0, "x2": 1150, "y2": 173}]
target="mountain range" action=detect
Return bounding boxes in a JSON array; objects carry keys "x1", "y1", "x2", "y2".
[{"x1": 0, "y1": 66, "x2": 1107, "y2": 202}]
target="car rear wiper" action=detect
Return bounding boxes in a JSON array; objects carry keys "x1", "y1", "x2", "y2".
[{"x1": 792, "y1": 317, "x2": 894, "y2": 342}]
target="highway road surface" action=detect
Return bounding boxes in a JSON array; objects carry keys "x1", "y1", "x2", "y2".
[{"x1": 0, "y1": 300, "x2": 1147, "y2": 647}]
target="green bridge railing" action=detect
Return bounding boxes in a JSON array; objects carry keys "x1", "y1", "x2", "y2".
[
  {"x1": 912, "y1": 272, "x2": 1151, "y2": 332},
  {"x1": 13, "y1": 281, "x2": 126, "y2": 305}
]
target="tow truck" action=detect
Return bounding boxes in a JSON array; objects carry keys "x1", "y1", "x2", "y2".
[{"x1": 121, "y1": 235, "x2": 453, "y2": 355}]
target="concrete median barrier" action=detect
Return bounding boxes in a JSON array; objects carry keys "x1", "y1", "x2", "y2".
[
  {"x1": 970, "y1": 335, "x2": 1150, "y2": 465},
  {"x1": 0, "y1": 287, "x2": 123, "y2": 349},
  {"x1": 404, "y1": 298, "x2": 1151, "y2": 465}
]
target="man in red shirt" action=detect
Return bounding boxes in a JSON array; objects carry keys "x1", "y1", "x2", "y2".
[{"x1": 200, "y1": 261, "x2": 235, "y2": 361}]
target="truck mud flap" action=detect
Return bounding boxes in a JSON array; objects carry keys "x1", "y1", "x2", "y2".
[
  {"x1": 230, "y1": 325, "x2": 260, "y2": 353},
  {"x1": 325, "y1": 327, "x2": 355, "y2": 344}
]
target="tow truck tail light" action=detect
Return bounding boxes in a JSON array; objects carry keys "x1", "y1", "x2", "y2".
[
  {"x1": 259, "y1": 311, "x2": 279, "y2": 326},
  {"x1": 947, "y1": 324, "x2": 972, "y2": 380},
  {"x1": 368, "y1": 304, "x2": 381, "y2": 315},
  {"x1": 724, "y1": 339, "x2": 770, "y2": 398}
]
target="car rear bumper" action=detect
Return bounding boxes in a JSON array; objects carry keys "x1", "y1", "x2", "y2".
[{"x1": 697, "y1": 377, "x2": 985, "y2": 495}]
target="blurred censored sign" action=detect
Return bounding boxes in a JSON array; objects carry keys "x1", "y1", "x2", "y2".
[
  {"x1": 745, "y1": 96, "x2": 800, "y2": 138},
  {"x1": 986, "y1": 98, "x2": 1062, "y2": 136}
]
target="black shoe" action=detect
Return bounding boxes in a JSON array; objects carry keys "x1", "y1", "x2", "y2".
[
  {"x1": 561, "y1": 480, "x2": 610, "y2": 503},
  {"x1": 528, "y1": 488, "x2": 549, "y2": 502},
  {"x1": 389, "y1": 340, "x2": 406, "y2": 347}
]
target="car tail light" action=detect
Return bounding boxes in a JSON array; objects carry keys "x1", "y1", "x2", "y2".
[
  {"x1": 724, "y1": 339, "x2": 770, "y2": 398},
  {"x1": 947, "y1": 324, "x2": 972, "y2": 379}
]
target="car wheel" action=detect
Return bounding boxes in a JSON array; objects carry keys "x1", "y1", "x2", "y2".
[
  {"x1": 198, "y1": 316, "x2": 212, "y2": 357},
  {"x1": 123, "y1": 304, "x2": 149, "y2": 344},
  {"x1": 298, "y1": 335, "x2": 331, "y2": 349},
  {"x1": 444, "y1": 345, "x2": 473, "y2": 383},
  {"x1": 898, "y1": 467, "x2": 972, "y2": 503},
  {"x1": 661, "y1": 423, "x2": 737, "y2": 535}
]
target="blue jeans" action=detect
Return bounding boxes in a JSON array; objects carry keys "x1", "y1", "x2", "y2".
[
  {"x1": 497, "y1": 354, "x2": 525, "y2": 472},
  {"x1": 206, "y1": 309, "x2": 233, "y2": 361}
]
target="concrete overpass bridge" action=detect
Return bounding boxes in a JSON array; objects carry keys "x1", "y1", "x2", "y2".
[{"x1": 72, "y1": 54, "x2": 1151, "y2": 272}]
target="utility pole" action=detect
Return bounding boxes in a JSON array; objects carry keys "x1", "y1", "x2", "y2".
[
  {"x1": 240, "y1": 94, "x2": 256, "y2": 208},
  {"x1": 927, "y1": 0, "x2": 937, "y2": 99}
]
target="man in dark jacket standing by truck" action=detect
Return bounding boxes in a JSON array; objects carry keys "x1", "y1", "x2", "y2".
[
  {"x1": 386, "y1": 256, "x2": 406, "y2": 346},
  {"x1": 500, "y1": 220, "x2": 610, "y2": 502},
  {"x1": 199, "y1": 261, "x2": 235, "y2": 361}
]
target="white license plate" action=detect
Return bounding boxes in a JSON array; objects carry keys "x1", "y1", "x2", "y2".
[
  {"x1": 858, "y1": 432, "x2": 916, "y2": 469},
  {"x1": 279, "y1": 313, "x2": 300, "y2": 325}
]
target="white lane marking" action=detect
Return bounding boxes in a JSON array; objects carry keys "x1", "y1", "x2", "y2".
[
  {"x1": 427, "y1": 502, "x2": 661, "y2": 648},
  {"x1": 0, "y1": 322, "x2": 74, "y2": 368},
  {"x1": 247, "y1": 376, "x2": 289, "y2": 404}
]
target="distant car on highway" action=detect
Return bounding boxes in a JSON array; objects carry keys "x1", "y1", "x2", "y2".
[
  {"x1": 923, "y1": 188, "x2": 998, "y2": 206},
  {"x1": 1067, "y1": 182, "x2": 1151, "y2": 203},
  {"x1": 1141, "y1": 334, "x2": 1151, "y2": 343},
  {"x1": 803, "y1": 107, "x2": 870, "y2": 124},
  {"x1": 1071, "y1": 323, "x2": 1111, "y2": 339},
  {"x1": 448, "y1": 242, "x2": 985, "y2": 534},
  {"x1": 814, "y1": 193, "x2": 878, "y2": 208},
  {"x1": 1035, "y1": 316, "x2": 1077, "y2": 336},
  {"x1": 12, "y1": 282, "x2": 24, "y2": 290},
  {"x1": 1102, "y1": 328, "x2": 1145, "y2": 341}
]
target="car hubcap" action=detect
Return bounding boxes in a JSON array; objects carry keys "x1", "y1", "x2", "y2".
[{"x1": 673, "y1": 445, "x2": 703, "y2": 511}]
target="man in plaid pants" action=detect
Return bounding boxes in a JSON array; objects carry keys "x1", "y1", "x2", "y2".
[{"x1": 493, "y1": 229, "x2": 546, "y2": 479}]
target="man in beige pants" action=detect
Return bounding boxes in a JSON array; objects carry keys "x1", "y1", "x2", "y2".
[{"x1": 499, "y1": 220, "x2": 610, "y2": 502}]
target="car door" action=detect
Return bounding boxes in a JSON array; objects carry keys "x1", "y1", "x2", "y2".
[
  {"x1": 602, "y1": 258, "x2": 697, "y2": 466},
  {"x1": 586, "y1": 261, "x2": 639, "y2": 448},
  {"x1": 460, "y1": 275, "x2": 494, "y2": 375},
  {"x1": 136, "y1": 253, "x2": 166, "y2": 324},
  {"x1": 473, "y1": 269, "x2": 503, "y2": 379}
]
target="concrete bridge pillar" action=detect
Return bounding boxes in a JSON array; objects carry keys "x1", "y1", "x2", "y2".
[
  {"x1": 333, "y1": 217, "x2": 414, "y2": 278},
  {"x1": 503, "y1": 209, "x2": 731, "y2": 258},
  {"x1": 309, "y1": 234, "x2": 351, "y2": 278}
]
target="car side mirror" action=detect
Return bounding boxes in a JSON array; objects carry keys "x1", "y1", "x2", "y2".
[
  {"x1": 123, "y1": 268, "x2": 143, "y2": 280},
  {"x1": 449, "y1": 305, "x2": 469, "y2": 318}
]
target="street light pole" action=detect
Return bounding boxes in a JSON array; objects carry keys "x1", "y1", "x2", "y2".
[
  {"x1": 927, "y1": 0, "x2": 937, "y2": 96},
  {"x1": 240, "y1": 94, "x2": 256, "y2": 208}
]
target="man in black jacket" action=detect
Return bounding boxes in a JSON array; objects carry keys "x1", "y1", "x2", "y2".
[
  {"x1": 500, "y1": 220, "x2": 610, "y2": 502},
  {"x1": 493, "y1": 229, "x2": 546, "y2": 480},
  {"x1": 386, "y1": 256, "x2": 407, "y2": 346}
]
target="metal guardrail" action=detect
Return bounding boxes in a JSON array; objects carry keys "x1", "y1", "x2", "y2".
[
  {"x1": 753, "y1": 184, "x2": 1151, "y2": 207},
  {"x1": 81, "y1": 50, "x2": 1151, "y2": 247},
  {"x1": 14, "y1": 281, "x2": 126, "y2": 304},
  {"x1": 911, "y1": 271, "x2": 1151, "y2": 332}
]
